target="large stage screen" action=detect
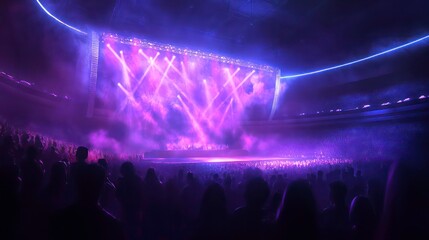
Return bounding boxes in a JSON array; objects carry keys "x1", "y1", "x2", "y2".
[{"x1": 92, "y1": 33, "x2": 279, "y2": 150}]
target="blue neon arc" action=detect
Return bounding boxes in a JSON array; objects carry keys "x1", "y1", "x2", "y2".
[
  {"x1": 34, "y1": 0, "x2": 429, "y2": 80},
  {"x1": 36, "y1": 0, "x2": 87, "y2": 35},
  {"x1": 281, "y1": 34, "x2": 429, "y2": 79}
]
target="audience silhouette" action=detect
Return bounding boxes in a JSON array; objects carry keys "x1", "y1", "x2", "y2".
[
  {"x1": 349, "y1": 196, "x2": 376, "y2": 240},
  {"x1": 116, "y1": 161, "x2": 143, "y2": 240},
  {"x1": 193, "y1": 183, "x2": 229, "y2": 240},
  {"x1": 276, "y1": 179, "x2": 318, "y2": 240},
  {"x1": 50, "y1": 164, "x2": 124, "y2": 240},
  {"x1": 230, "y1": 177, "x2": 270, "y2": 240},
  {"x1": 0, "y1": 124, "x2": 428, "y2": 240},
  {"x1": 320, "y1": 181, "x2": 350, "y2": 240}
]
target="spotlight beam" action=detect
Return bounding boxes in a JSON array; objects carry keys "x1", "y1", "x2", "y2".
[
  {"x1": 225, "y1": 68, "x2": 243, "y2": 109},
  {"x1": 132, "y1": 52, "x2": 160, "y2": 93},
  {"x1": 212, "y1": 70, "x2": 255, "y2": 112},
  {"x1": 203, "y1": 79, "x2": 212, "y2": 106},
  {"x1": 168, "y1": 63, "x2": 189, "y2": 84},
  {"x1": 138, "y1": 52, "x2": 191, "y2": 107},
  {"x1": 171, "y1": 82, "x2": 207, "y2": 122},
  {"x1": 177, "y1": 95, "x2": 207, "y2": 143},
  {"x1": 117, "y1": 83, "x2": 158, "y2": 126},
  {"x1": 138, "y1": 50, "x2": 178, "y2": 87},
  {"x1": 117, "y1": 82, "x2": 136, "y2": 111},
  {"x1": 203, "y1": 91, "x2": 221, "y2": 116},
  {"x1": 171, "y1": 82, "x2": 191, "y2": 103},
  {"x1": 120, "y1": 51, "x2": 131, "y2": 88},
  {"x1": 180, "y1": 61, "x2": 193, "y2": 87},
  {"x1": 138, "y1": 51, "x2": 195, "y2": 113},
  {"x1": 222, "y1": 68, "x2": 240, "y2": 87},
  {"x1": 117, "y1": 82, "x2": 130, "y2": 97},
  {"x1": 117, "y1": 53, "x2": 159, "y2": 110},
  {"x1": 107, "y1": 45, "x2": 135, "y2": 78},
  {"x1": 218, "y1": 98, "x2": 234, "y2": 129},
  {"x1": 203, "y1": 68, "x2": 245, "y2": 115},
  {"x1": 281, "y1": 34, "x2": 429, "y2": 79},
  {"x1": 155, "y1": 56, "x2": 176, "y2": 94}
]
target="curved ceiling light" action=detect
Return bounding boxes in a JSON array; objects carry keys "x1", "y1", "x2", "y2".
[
  {"x1": 36, "y1": 0, "x2": 87, "y2": 35},
  {"x1": 35, "y1": 0, "x2": 429, "y2": 80},
  {"x1": 281, "y1": 34, "x2": 429, "y2": 79}
]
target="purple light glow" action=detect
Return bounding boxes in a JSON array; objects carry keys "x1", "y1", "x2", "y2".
[{"x1": 95, "y1": 34, "x2": 278, "y2": 151}]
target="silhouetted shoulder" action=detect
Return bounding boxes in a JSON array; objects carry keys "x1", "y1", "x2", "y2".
[{"x1": 51, "y1": 204, "x2": 124, "y2": 240}]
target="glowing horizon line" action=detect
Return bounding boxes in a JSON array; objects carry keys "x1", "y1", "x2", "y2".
[
  {"x1": 35, "y1": 0, "x2": 87, "y2": 35},
  {"x1": 281, "y1": 34, "x2": 429, "y2": 79}
]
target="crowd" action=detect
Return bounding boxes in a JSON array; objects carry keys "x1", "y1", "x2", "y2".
[{"x1": 0, "y1": 121, "x2": 428, "y2": 240}]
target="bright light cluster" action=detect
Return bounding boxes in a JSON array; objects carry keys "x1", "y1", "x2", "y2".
[
  {"x1": 102, "y1": 34, "x2": 277, "y2": 73},
  {"x1": 95, "y1": 34, "x2": 279, "y2": 150}
]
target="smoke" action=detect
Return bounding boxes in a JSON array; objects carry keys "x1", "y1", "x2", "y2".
[{"x1": 89, "y1": 130, "x2": 121, "y2": 153}]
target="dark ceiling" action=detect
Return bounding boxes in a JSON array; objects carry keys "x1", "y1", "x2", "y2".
[
  {"x1": 0, "y1": 0, "x2": 428, "y2": 93},
  {"x1": 53, "y1": 0, "x2": 429, "y2": 70}
]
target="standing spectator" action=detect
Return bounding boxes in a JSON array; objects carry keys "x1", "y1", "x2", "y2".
[
  {"x1": 320, "y1": 181, "x2": 350, "y2": 240},
  {"x1": 141, "y1": 168, "x2": 164, "y2": 239},
  {"x1": 230, "y1": 177, "x2": 270, "y2": 240},
  {"x1": 349, "y1": 196, "x2": 376, "y2": 240},
  {"x1": 116, "y1": 161, "x2": 143, "y2": 240},
  {"x1": 276, "y1": 180, "x2": 318, "y2": 240},
  {"x1": 50, "y1": 164, "x2": 124, "y2": 240},
  {"x1": 193, "y1": 183, "x2": 229, "y2": 240}
]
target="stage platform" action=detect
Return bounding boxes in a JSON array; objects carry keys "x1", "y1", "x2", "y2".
[
  {"x1": 144, "y1": 149, "x2": 249, "y2": 158},
  {"x1": 140, "y1": 156, "x2": 353, "y2": 167}
]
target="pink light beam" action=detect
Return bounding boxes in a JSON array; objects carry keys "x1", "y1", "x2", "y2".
[
  {"x1": 132, "y1": 51, "x2": 160, "y2": 93},
  {"x1": 213, "y1": 70, "x2": 255, "y2": 110},
  {"x1": 154, "y1": 56, "x2": 176, "y2": 94},
  {"x1": 224, "y1": 68, "x2": 244, "y2": 109},
  {"x1": 106, "y1": 45, "x2": 135, "y2": 78},
  {"x1": 177, "y1": 95, "x2": 207, "y2": 144},
  {"x1": 218, "y1": 98, "x2": 234, "y2": 129}
]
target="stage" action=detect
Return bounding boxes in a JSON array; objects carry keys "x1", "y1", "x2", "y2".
[
  {"x1": 140, "y1": 156, "x2": 353, "y2": 167},
  {"x1": 144, "y1": 149, "x2": 249, "y2": 158}
]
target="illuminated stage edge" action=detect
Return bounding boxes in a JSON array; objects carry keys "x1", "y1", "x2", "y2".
[{"x1": 139, "y1": 156, "x2": 353, "y2": 167}]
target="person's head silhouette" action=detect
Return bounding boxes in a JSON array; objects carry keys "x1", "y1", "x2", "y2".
[
  {"x1": 76, "y1": 164, "x2": 105, "y2": 205},
  {"x1": 120, "y1": 161, "x2": 135, "y2": 178},
  {"x1": 200, "y1": 183, "x2": 227, "y2": 221},
  {"x1": 75, "y1": 146, "x2": 88, "y2": 163},
  {"x1": 97, "y1": 158, "x2": 108, "y2": 170},
  {"x1": 144, "y1": 168, "x2": 159, "y2": 184},
  {"x1": 329, "y1": 181, "x2": 347, "y2": 206},
  {"x1": 277, "y1": 180, "x2": 318, "y2": 239},
  {"x1": 244, "y1": 177, "x2": 269, "y2": 209}
]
